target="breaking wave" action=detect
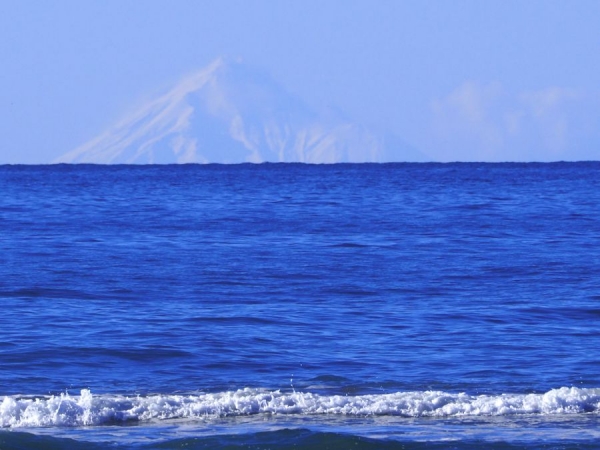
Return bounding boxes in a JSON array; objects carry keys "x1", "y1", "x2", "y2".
[{"x1": 2, "y1": 387, "x2": 600, "y2": 428}]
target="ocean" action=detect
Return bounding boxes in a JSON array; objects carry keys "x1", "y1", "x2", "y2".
[{"x1": 1, "y1": 163, "x2": 599, "y2": 449}]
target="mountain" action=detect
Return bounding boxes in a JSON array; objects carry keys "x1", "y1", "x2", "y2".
[{"x1": 54, "y1": 59, "x2": 428, "y2": 164}]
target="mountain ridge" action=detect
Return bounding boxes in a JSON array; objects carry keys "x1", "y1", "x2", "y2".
[{"x1": 55, "y1": 58, "x2": 428, "y2": 164}]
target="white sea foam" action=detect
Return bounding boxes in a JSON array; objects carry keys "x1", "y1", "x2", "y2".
[{"x1": 1, "y1": 387, "x2": 599, "y2": 428}]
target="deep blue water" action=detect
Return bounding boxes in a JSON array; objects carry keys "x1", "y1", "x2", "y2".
[{"x1": 1, "y1": 163, "x2": 600, "y2": 448}]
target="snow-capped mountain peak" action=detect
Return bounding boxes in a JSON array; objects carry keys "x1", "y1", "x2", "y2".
[{"x1": 55, "y1": 59, "x2": 426, "y2": 164}]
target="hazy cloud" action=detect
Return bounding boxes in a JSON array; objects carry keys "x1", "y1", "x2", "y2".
[
  {"x1": 431, "y1": 81, "x2": 505, "y2": 161},
  {"x1": 429, "y1": 83, "x2": 599, "y2": 162},
  {"x1": 519, "y1": 87, "x2": 579, "y2": 155}
]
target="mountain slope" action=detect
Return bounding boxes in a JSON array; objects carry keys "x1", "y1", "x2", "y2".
[{"x1": 55, "y1": 59, "x2": 427, "y2": 164}]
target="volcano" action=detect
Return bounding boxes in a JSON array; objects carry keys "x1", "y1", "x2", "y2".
[{"x1": 55, "y1": 59, "x2": 427, "y2": 164}]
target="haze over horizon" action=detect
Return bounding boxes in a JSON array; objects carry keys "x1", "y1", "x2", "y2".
[{"x1": 2, "y1": 0, "x2": 600, "y2": 164}]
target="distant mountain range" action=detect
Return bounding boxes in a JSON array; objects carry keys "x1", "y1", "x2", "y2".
[{"x1": 55, "y1": 58, "x2": 428, "y2": 164}]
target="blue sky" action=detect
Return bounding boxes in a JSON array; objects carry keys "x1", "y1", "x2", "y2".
[{"x1": 1, "y1": 0, "x2": 599, "y2": 163}]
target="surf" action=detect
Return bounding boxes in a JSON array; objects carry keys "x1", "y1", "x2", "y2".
[{"x1": 2, "y1": 387, "x2": 600, "y2": 428}]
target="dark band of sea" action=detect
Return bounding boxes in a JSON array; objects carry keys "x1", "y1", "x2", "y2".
[{"x1": 1, "y1": 162, "x2": 599, "y2": 448}]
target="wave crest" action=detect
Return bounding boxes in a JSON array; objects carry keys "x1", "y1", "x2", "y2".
[{"x1": 2, "y1": 387, "x2": 600, "y2": 428}]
